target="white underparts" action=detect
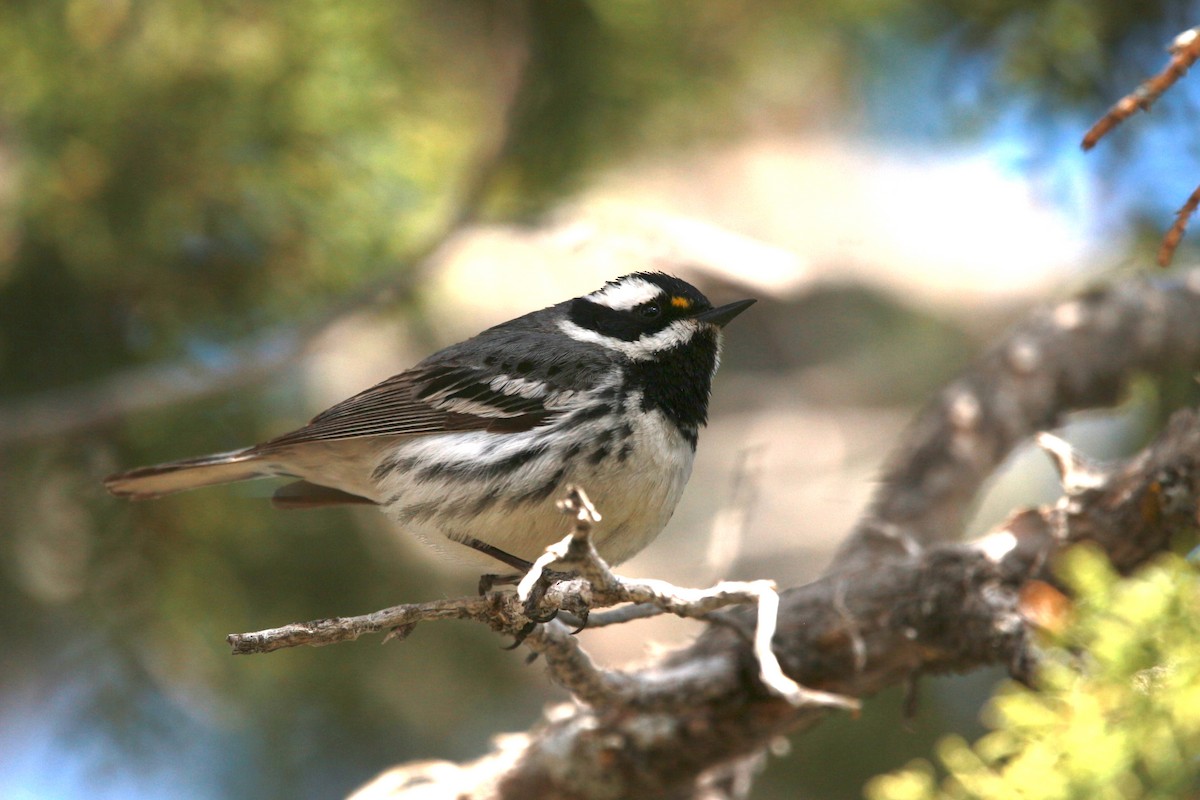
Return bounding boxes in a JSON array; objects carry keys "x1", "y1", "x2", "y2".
[{"x1": 370, "y1": 387, "x2": 696, "y2": 567}]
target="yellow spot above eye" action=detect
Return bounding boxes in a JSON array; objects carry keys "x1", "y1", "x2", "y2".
[{"x1": 670, "y1": 296, "x2": 692, "y2": 309}]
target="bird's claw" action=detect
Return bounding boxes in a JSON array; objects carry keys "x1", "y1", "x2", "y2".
[
  {"x1": 496, "y1": 568, "x2": 584, "y2": 649},
  {"x1": 568, "y1": 606, "x2": 590, "y2": 634},
  {"x1": 502, "y1": 621, "x2": 538, "y2": 650}
]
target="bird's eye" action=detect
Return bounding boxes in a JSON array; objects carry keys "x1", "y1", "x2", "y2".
[{"x1": 639, "y1": 302, "x2": 662, "y2": 320}]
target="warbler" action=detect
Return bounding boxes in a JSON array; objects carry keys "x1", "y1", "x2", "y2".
[{"x1": 105, "y1": 273, "x2": 754, "y2": 571}]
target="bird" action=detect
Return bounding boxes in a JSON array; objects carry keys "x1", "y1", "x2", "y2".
[{"x1": 105, "y1": 272, "x2": 755, "y2": 573}]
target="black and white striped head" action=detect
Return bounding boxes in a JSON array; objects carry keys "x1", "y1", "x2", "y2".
[
  {"x1": 559, "y1": 273, "x2": 755, "y2": 437},
  {"x1": 559, "y1": 272, "x2": 755, "y2": 361}
]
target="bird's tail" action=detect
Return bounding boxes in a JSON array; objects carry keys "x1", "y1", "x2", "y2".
[{"x1": 104, "y1": 448, "x2": 270, "y2": 500}]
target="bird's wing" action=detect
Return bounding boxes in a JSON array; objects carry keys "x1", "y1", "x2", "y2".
[{"x1": 253, "y1": 364, "x2": 565, "y2": 451}]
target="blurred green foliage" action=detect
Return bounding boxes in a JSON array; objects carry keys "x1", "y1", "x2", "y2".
[
  {"x1": 918, "y1": 0, "x2": 1177, "y2": 98},
  {"x1": 868, "y1": 546, "x2": 1200, "y2": 800},
  {"x1": 0, "y1": 1, "x2": 1180, "y2": 390},
  {"x1": 0, "y1": 0, "x2": 497, "y2": 393}
]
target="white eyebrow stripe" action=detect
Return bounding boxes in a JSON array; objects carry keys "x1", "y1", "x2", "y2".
[
  {"x1": 557, "y1": 318, "x2": 698, "y2": 360},
  {"x1": 585, "y1": 277, "x2": 662, "y2": 311}
]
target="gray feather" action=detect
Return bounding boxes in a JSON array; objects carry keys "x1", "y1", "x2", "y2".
[{"x1": 104, "y1": 448, "x2": 265, "y2": 499}]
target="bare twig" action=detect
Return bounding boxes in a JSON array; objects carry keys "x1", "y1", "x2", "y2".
[
  {"x1": 228, "y1": 594, "x2": 497, "y2": 655},
  {"x1": 1159, "y1": 182, "x2": 1200, "y2": 267},
  {"x1": 227, "y1": 568, "x2": 631, "y2": 707},
  {"x1": 1082, "y1": 26, "x2": 1200, "y2": 150},
  {"x1": 1081, "y1": 26, "x2": 1200, "y2": 266}
]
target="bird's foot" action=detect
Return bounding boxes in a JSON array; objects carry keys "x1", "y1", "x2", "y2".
[{"x1": 520, "y1": 568, "x2": 573, "y2": 622}]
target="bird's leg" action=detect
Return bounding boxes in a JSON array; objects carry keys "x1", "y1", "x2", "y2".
[
  {"x1": 461, "y1": 535, "x2": 534, "y2": 573},
  {"x1": 477, "y1": 572, "x2": 522, "y2": 595},
  {"x1": 459, "y1": 536, "x2": 580, "y2": 635},
  {"x1": 462, "y1": 536, "x2": 542, "y2": 599},
  {"x1": 570, "y1": 605, "x2": 589, "y2": 633}
]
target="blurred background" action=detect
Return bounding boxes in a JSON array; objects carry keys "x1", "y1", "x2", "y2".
[{"x1": 2, "y1": 1, "x2": 1199, "y2": 798}]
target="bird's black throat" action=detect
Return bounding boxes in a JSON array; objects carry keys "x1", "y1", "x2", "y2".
[{"x1": 625, "y1": 329, "x2": 720, "y2": 446}]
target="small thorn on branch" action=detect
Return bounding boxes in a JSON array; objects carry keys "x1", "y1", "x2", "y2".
[
  {"x1": 1036, "y1": 432, "x2": 1108, "y2": 494},
  {"x1": 382, "y1": 623, "x2": 418, "y2": 645}
]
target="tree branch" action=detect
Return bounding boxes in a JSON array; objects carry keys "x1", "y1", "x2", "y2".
[
  {"x1": 230, "y1": 486, "x2": 856, "y2": 712},
  {"x1": 834, "y1": 272, "x2": 1200, "y2": 571},
  {"x1": 342, "y1": 272, "x2": 1200, "y2": 799},
  {"x1": 1082, "y1": 26, "x2": 1200, "y2": 151}
]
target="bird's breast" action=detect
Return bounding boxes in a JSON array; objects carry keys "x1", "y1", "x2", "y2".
[{"x1": 371, "y1": 393, "x2": 697, "y2": 568}]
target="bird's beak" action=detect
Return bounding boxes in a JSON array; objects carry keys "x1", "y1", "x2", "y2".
[{"x1": 693, "y1": 298, "x2": 756, "y2": 327}]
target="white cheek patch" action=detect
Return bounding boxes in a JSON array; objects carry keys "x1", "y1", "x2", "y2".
[
  {"x1": 586, "y1": 277, "x2": 662, "y2": 311},
  {"x1": 558, "y1": 318, "x2": 698, "y2": 360}
]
